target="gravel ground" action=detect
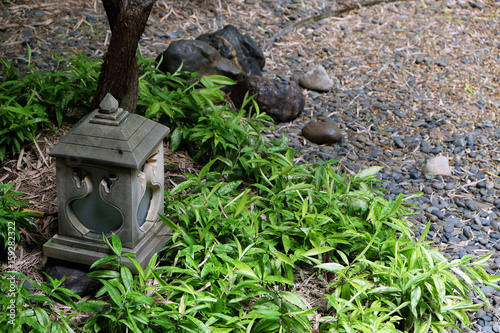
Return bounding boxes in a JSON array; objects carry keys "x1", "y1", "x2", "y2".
[{"x1": 1, "y1": 0, "x2": 500, "y2": 331}]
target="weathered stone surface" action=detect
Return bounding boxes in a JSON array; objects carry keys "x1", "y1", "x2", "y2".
[
  {"x1": 197, "y1": 25, "x2": 265, "y2": 77},
  {"x1": 230, "y1": 75, "x2": 304, "y2": 122},
  {"x1": 155, "y1": 40, "x2": 244, "y2": 81},
  {"x1": 299, "y1": 65, "x2": 334, "y2": 92},
  {"x1": 99, "y1": 93, "x2": 119, "y2": 112},
  {"x1": 302, "y1": 121, "x2": 342, "y2": 144},
  {"x1": 424, "y1": 155, "x2": 451, "y2": 176}
]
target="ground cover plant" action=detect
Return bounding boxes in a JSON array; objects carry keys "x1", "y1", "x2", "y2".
[
  {"x1": 1, "y1": 51, "x2": 499, "y2": 332},
  {"x1": 0, "y1": 47, "x2": 100, "y2": 162},
  {"x1": 0, "y1": 183, "x2": 35, "y2": 250}
]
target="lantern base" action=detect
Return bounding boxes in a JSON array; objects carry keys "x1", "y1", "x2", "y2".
[{"x1": 43, "y1": 222, "x2": 171, "y2": 273}]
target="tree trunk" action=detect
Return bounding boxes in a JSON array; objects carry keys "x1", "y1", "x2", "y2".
[{"x1": 94, "y1": 0, "x2": 156, "y2": 113}]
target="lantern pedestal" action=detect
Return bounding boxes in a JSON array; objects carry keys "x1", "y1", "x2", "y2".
[
  {"x1": 43, "y1": 221, "x2": 169, "y2": 270},
  {"x1": 44, "y1": 94, "x2": 171, "y2": 273}
]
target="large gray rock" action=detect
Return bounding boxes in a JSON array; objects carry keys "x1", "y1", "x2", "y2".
[
  {"x1": 299, "y1": 65, "x2": 334, "y2": 92},
  {"x1": 155, "y1": 40, "x2": 244, "y2": 81},
  {"x1": 302, "y1": 121, "x2": 342, "y2": 144},
  {"x1": 197, "y1": 25, "x2": 265, "y2": 77},
  {"x1": 230, "y1": 75, "x2": 304, "y2": 123}
]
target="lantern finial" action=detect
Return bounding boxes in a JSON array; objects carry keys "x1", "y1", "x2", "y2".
[{"x1": 99, "y1": 93, "x2": 119, "y2": 114}]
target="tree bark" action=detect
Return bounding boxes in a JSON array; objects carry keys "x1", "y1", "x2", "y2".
[{"x1": 94, "y1": 0, "x2": 156, "y2": 113}]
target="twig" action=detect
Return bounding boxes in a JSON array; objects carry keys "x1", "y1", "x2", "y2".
[
  {"x1": 33, "y1": 138, "x2": 49, "y2": 168},
  {"x1": 17, "y1": 147, "x2": 25, "y2": 170},
  {"x1": 263, "y1": 0, "x2": 410, "y2": 51}
]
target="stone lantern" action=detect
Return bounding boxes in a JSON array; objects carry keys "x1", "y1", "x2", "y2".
[{"x1": 43, "y1": 94, "x2": 171, "y2": 272}]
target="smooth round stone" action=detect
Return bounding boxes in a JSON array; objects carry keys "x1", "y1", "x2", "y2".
[
  {"x1": 302, "y1": 121, "x2": 342, "y2": 144},
  {"x1": 471, "y1": 225, "x2": 482, "y2": 231},
  {"x1": 445, "y1": 182, "x2": 454, "y2": 190},
  {"x1": 421, "y1": 141, "x2": 432, "y2": 153},
  {"x1": 479, "y1": 238, "x2": 489, "y2": 245},
  {"x1": 369, "y1": 147, "x2": 381, "y2": 157},
  {"x1": 443, "y1": 225, "x2": 454, "y2": 233},
  {"x1": 431, "y1": 208, "x2": 444, "y2": 219},
  {"x1": 423, "y1": 186, "x2": 433, "y2": 194},
  {"x1": 409, "y1": 169, "x2": 420, "y2": 179},
  {"x1": 463, "y1": 226, "x2": 472, "y2": 238},
  {"x1": 394, "y1": 137, "x2": 404, "y2": 148},
  {"x1": 481, "y1": 286, "x2": 496, "y2": 295},
  {"x1": 466, "y1": 201, "x2": 477, "y2": 211},
  {"x1": 432, "y1": 182, "x2": 445, "y2": 190}
]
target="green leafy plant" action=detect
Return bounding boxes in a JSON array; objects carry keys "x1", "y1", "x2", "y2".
[
  {"x1": 136, "y1": 55, "x2": 274, "y2": 176},
  {"x1": 0, "y1": 183, "x2": 35, "y2": 249},
  {"x1": 0, "y1": 47, "x2": 99, "y2": 161},
  {"x1": 163, "y1": 157, "x2": 500, "y2": 332},
  {"x1": 0, "y1": 57, "x2": 52, "y2": 161},
  {"x1": 83, "y1": 234, "x2": 161, "y2": 333},
  {"x1": 0, "y1": 270, "x2": 88, "y2": 333}
]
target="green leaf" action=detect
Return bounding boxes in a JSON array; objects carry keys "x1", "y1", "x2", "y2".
[
  {"x1": 86, "y1": 270, "x2": 120, "y2": 279},
  {"x1": 282, "y1": 235, "x2": 291, "y2": 254},
  {"x1": 34, "y1": 308, "x2": 51, "y2": 328},
  {"x1": 120, "y1": 266, "x2": 134, "y2": 292},
  {"x1": 76, "y1": 300, "x2": 108, "y2": 312},
  {"x1": 234, "y1": 189, "x2": 249, "y2": 218},
  {"x1": 199, "y1": 159, "x2": 218, "y2": 179},
  {"x1": 100, "y1": 279, "x2": 123, "y2": 307},
  {"x1": 302, "y1": 247, "x2": 334, "y2": 257},
  {"x1": 169, "y1": 180, "x2": 197, "y2": 196},
  {"x1": 280, "y1": 291, "x2": 308, "y2": 310},
  {"x1": 233, "y1": 261, "x2": 259, "y2": 280},
  {"x1": 410, "y1": 286, "x2": 421, "y2": 317},
  {"x1": 146, "y1": 102, "x2": 160, "y2": 118},
  {"x1": 316, "y1": 262, "x2": 345, "y2": 273},
  {"x1": 432, "y1": 275, "x2": 446, "y2": 304},
  {"x1": 354, "y1": 166, "x2": 383, "y2": 179},
  {"x1": 279, "y1": 183, "x2": 313, "y2": 194},
  {"x1": 465, "y1": 83, "x2": 474, "y2": 95},
  {"x1": 218, "y1": 180, "x2": 242, "y2": 196},
  {"x1": 203, "y1": 75, "x2": 236, "y2": 86},
  {"x1": 89, "y1": 255, "x2": 119, "y2": 270},
  {"x1": 111, "y1": 234, "x2": 122, "y2": 256},
  {"x1": 170, "y1": 126, "x2": 183, "y2": 152}
]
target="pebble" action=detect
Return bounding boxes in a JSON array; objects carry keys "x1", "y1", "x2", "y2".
[
  {"x1": 444, "y1": 182, "x2": 454, "y2": 190},
  {"x1": 466, "y1": 201, "x2": 477, "y2": 211},
  {"x1": 470, "y1": 2, "x2": 484, "y2": 9},
  {"x1": 435, "y1": 59, "x2": 449, "y2": 67},
  {"x1": 299, "y1": 65, "x2": 334, "y2": 92},
  {"x1": 394, "y1": 137, "x2": 405, "y2": 148},
  {"x1": 463, "y1": 226, "x2": 472, "y2": 238},
  {"x1": 431, "y1": 208, "x2": 445, "y2": 219}
]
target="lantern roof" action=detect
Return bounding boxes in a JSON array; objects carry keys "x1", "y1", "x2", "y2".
[{"x1": 49, "y1": 94, "x2": 169, "y2": 169}]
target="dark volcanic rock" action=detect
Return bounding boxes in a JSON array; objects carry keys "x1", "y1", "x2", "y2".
[
  {"x1": 230, "y1": 75, "x2": 304, "y2": 122},
  {"x1": 155, "y1": 40, "x2": 244, "y2": 81},
  {"x1": 197, "y1": 25, "x2": 265, "y2": 77},
  {"x1": 44, "y1": 261, "x2": 100, "y2": 296},
  {"x1": 302, "y1": 121, "x2": 342, "y2": 144}
]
